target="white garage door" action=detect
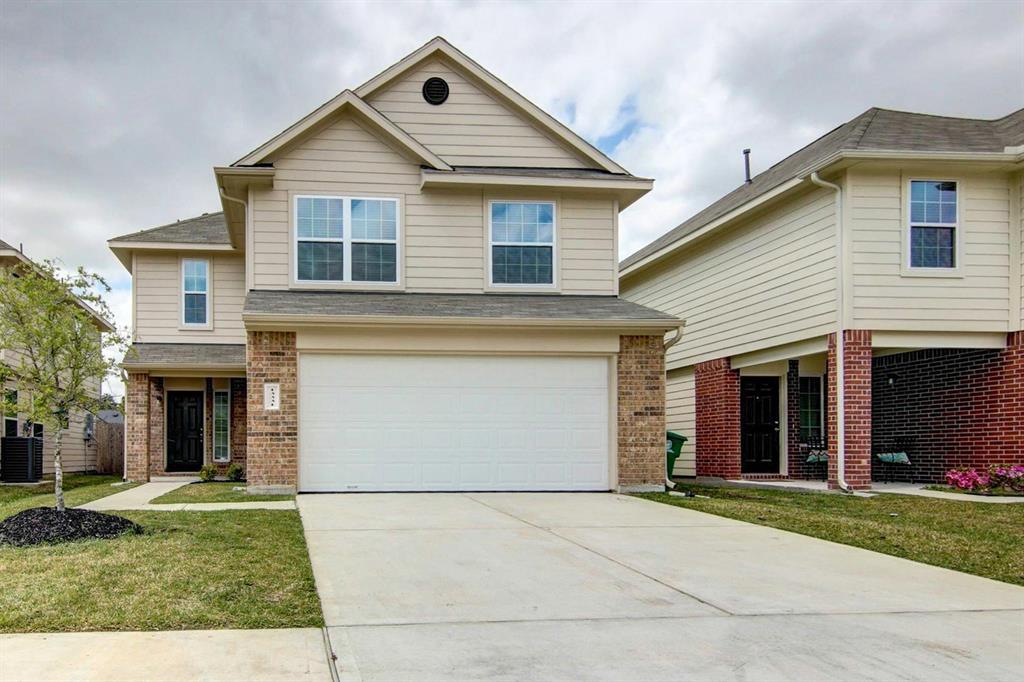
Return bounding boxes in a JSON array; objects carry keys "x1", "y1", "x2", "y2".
[{"x1": 298, "y1": 354, "x2": 610, "y2": 492}]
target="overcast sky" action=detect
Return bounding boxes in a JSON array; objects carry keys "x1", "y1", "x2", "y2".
[{"x1": 2, "y1": 0, "x2": 1022, "y2": 397}]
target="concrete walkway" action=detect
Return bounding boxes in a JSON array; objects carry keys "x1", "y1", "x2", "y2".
[
  {"x1": 0, "y1": 628, "x2": 331, "y2": 681},
  {"x1": 78, "y1": 479, "x2": 296, "y2": 511},
  {"x1": 302, "y1": 492, "x2": 1024, "y2": 681}
]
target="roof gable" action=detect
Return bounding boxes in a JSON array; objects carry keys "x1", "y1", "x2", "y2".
[
  {"x1": 234, "y1": 91, "x2": 451, "y2": 170},
  {"x1": 364, "y1": 53, "x2": 596, "y2": 170},
  {"x1": 355, "y1": 38, "x2": 627, "y2": 174}
]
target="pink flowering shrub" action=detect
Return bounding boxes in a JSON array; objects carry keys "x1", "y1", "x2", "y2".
[{"x1": 945, "y1": 465, "x2": 1024, "y2": 494}]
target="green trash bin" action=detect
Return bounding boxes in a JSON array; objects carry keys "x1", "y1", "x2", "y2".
[{"x1": 666, "y1": 431, "x2": 688, "y2": 477}]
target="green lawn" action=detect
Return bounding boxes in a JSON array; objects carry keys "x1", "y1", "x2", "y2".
[
  {"x1": 0, "y1": 474, "x2": 136, "y2": 520},
  {"x1": 0, "y1": 510, "x2": 323, "y2": 632},
  {"x1": 150, "y1": 482, "x2": 294, "y2": 504},
  {"x1": 639, "y1": 484, "x2": 1024, "y2": 586}
]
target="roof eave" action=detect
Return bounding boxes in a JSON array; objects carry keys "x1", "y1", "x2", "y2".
[
  {"x1": 421, "y1": 171, "x2": 653, "y2": 208},
  {"x1": 242, "y1": 311, "x2": 682, "y2": 331}
]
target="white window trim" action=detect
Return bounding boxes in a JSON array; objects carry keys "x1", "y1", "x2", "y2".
[
  {"x1": 487, "y1": 200, "x2": 558, "y2": 289},
  {"x1": 903, "y1": 178, "x2": 963, "y2": 278},
  {"x1": 180, "y1": 257, "x2": 212, "y2": 329},
  {"x1": 213, "y1": 389, "x2": 230, "y2": 463},
  {"x1": 292, "y1": 195, "x2": 402, "y2": 287}
]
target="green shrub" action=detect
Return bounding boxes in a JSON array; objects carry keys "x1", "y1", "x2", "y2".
[
  {"x1": 225, "y1": 463, "x2": 245, "y2": 482},
  {"x1": 198, "y1": 464, "x2": 217, "y2": 482}
]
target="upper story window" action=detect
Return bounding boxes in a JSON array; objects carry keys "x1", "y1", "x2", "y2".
[
  {"x1": 181, "y1": 258, "x2": 209, "y2": 326},
  {"x1": 909, "y1": 180, "x2": 957, "y2": 269},
  {"x1": 295, "y1": 196, "x2": 399, "y2": 283},
  {"x1": 490, "y1": 201, "x2": 555, "y2": 286}
]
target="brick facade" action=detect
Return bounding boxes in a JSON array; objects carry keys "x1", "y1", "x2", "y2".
[
  {"x1": 246, "y1": 331, "x2": 298, "y2": 492},
  {"x1": 785, "y1": 359, "x2": 815, "y2": 479},
  {"x1": 616, "y1": 335, "x2": 666, "y2": 491},
  {"x1": 694, "y1": 357, "x2": 741, "y2": 479},
  {"x1": 826, "y1": 330, "x2": 872, "y2": 490},
  {"x1": 125, "y1": 372, "x2": 150, "y2": 482},
  {"x1": 871, "y1": 331, "x2": 1024, "y2": 482},
  {"x1": 147, "y1": 376, "x2": 166, "y2": 477}
]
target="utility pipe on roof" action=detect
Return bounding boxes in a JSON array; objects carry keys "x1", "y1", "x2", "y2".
[{"x1": 809, "y1": 172, "x2": 852, "y2": 493}]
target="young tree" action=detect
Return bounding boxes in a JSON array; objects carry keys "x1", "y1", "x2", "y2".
[{"x1": 0, "y1": 260, "x2": 126, "y2": 511}]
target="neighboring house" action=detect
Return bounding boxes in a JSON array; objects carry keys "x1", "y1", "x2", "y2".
[
  {"x1": 621, "y1": 108, "x2": 1024, "y2": 490},
  {"x1": 0, "y1": 239, "x2": 114, "y2": 474},
  {"x1": 108, "y1": 37, "x2": 680, "y2": 494}
]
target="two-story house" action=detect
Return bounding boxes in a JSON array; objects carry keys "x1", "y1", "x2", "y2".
[
  {"x1": 621, "y1": 108, "x2": 1024, "y2": 490},
  {"x1": 1, "y1": 239, "x2": 114, "y2": 475},
  {"x1": 108, "y1": 38, "x2": 681, "y2": 494}
]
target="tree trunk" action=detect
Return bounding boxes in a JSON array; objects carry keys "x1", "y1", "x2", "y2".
[{"x1": 54, "y1": 428, "x2": 65, "y2": 512}]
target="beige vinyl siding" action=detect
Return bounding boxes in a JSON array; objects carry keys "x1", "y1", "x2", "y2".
[
  {"x1": 252, "y1": 112, "x2": 618, "y2": 295},
  {"x1": 366, "y1": 57, "x2": 594, "y2": 169},
  {"x1": 133, "y1": 252, "x2": 245, "y2": 343},
  {"x1": 666, "y1": 367, "x2": 696, "y2": 477},
  {"x1": 621, "y1": 186, "x2": 838, "y2": 369},
  {"x1": 848, "y1": 168, "x2": 1013, "y2": 332}
]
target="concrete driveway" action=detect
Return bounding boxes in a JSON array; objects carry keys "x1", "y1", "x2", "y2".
[{"x1": 299, "y1": 492, "x2": 1024, "y2": 681}]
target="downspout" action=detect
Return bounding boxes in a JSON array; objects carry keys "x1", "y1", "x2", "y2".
[
  {"x1": 663, "y1": 323, "x2": 685, "y2": 489},
  {"x1": 219, "y1": 187, "x2": 248, "y2": 215},
  {"x1": 809, "y1": 172, "x2": 852, "y2": 493}
]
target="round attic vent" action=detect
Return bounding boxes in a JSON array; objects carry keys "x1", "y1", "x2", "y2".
[{"x1": 422, "y1": 77, "x2": 449, "y2": 105}]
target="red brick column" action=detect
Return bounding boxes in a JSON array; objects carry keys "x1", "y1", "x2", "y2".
[
  {"x1": 147, "y1": 376, "x2": 165, "y2": 477},
  {"x1": 786, "y1": 359, "x2": 807, "y2": 478},
  {"x1": 230, "y1": 378, "x2": 248, "y2": 472},
  {"x1": 827, "y1": 330, "x2": 872, "y2": 490},
  {"x1": 124, "y1": 372, "x2": 150, "y2": 482},
  {"x1": 617, "y1": 335, "x2": 666, "y2": 492},
  {"x1": 247, "y1": 331, "x2": 297, "y2": 493},
  {"x1": 695, "y1": 358, "x2": 741, "y2": 479}
]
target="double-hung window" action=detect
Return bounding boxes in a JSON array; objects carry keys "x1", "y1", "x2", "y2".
[
  {"x1": 182, "y1": 259, "x2": 210, "y2": 326},
  {"x1": 213, "y1": 390, "x2": 230, "y2": 463},
  {"x1": 909, "y1": 180, "x2": 957, "y2": 269},
  {"x1": 295, "y1": 196, "x2": 398, "y2": 283},
  {"x1": 799, "y1": 376, "x2": 824, "y2": 444},
  {"x1": 490, "y1": 201, "x2": 555, "y2": 286}
]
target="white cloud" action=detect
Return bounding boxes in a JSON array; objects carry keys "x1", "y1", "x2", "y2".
[{"x1": 2, "y1": 0, "x2": 1021, "y2": 398}]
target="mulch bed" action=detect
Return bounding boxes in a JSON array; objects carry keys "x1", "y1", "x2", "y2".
[{"x1": 0, "y1": 508, "x2": 142, "y2": 547}]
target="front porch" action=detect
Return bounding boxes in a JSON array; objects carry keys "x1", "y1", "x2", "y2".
[
  {"x1": 694, "y1": 331, "x2": 1023, "y2": 490},
  {"x1": 123, "y1": 343, "x2": 248, "y2": 481}
]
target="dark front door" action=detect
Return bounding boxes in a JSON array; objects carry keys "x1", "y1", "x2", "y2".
[
  {"x1": 741, "y1": 377, "x2": 780, "y2": 474},
  {"x1": 167, "y1": 391, "x2": 204, "y2": 472}
]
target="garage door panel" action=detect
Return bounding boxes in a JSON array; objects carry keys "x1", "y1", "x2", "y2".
[{"x1": 299, "y1": 354, "x2": 610, "y2": 492}]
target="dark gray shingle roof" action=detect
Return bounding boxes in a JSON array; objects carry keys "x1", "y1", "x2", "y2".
[
  {"x1": 244, "y1": 290, "x2": 678, "y2": 323},
  {"x1": 110, "y1": 212, "x2": 229, "y2": 245},
  {"x1": 122, "y1": 343, "x2": 245, "y2": 368},
  {"x1": 621, "y1": 107, "x2": 1024, "y2": 270}
]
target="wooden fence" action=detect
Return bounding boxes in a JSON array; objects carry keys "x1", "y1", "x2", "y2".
[{"x1": 95, "y1": 419, "x2": 123, "y2": 476}]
